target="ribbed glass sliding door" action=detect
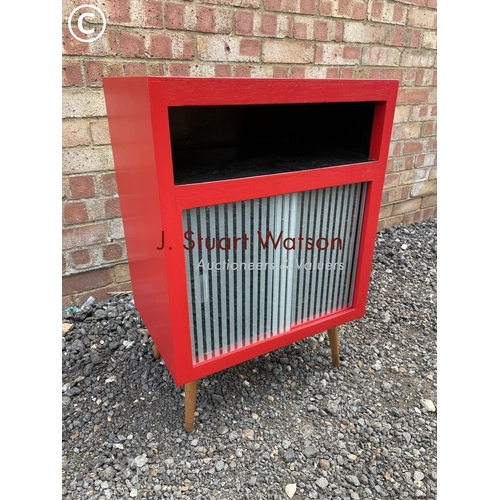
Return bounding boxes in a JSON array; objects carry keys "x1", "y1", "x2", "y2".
[{"x1": 182, "y1": 182, "x2": 367, "y2": 363}]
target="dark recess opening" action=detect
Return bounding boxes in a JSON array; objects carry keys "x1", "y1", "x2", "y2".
[{"x1": 169, "y1": 101, "x2": 376, "y2": 185}]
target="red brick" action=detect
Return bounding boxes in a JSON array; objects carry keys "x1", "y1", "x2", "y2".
[
  {"x1": 409, "y1": 29, "x2": 423, "y2": 47},
  {"x1": 63, "y1": 201, "x2": 88, "y2": 224},
  {"x1": 124, "y1": 62, "x2": 147, "y2": 76},
  {"x1": 69, "y1": 175, "x2": 95, "y2": 199},
  {"x1": 235, "y1": 65, "x2": 252, "y2": 77},
  {"x1": 370, "y1": 1, "x2": 383, "y2": 19},
  {"x1": 393, "y1": 5, "x2": 405, "y2": 22},
  {"x1": 236, "y1": 11, "x2": 254, "y2": 35},
  {"x1": 240, "y1": 39, "x2": 260, "y2": 57},
  {"x1": 272, "y1": 66, "x2": 288, "y2": 78},
  {"x1": 149, "y1": 33, "x2": 173, "y2": 58},
  {"x1": 291, "y1": 67, "x2": 305, "y2": 78},
  {"x1": 338, "y1": 0, "x2": 350, "y2": 16},
  {"x1": 120, "y1": 32, "x2": 146, "y2": 57},
  {"x1": 62, "y1": 268, "x2": 113, "y2": 296},
  {"x1": 62, "y1": 28, "x2": 90, "y2": 56},
  {"x1": 403, "y1": 141, "x2": 424, "y2": 154},
  {"x1": 326, "y1": 67, "x2": 339, "y2": 78},
  {"x1": 387, "y1": 27, "x2": 401, "y2": 46},
  {"x1": 313, "y1": 21, "x2": 328, "y2": 41},
  {"x1": 299, "y1": 0, "x2": 315, "y2": 14},
  {"x1": 384, "y1": 173, "x2": 400, "y2": 189},
  {"x1": 181, "y1": 38, "x2": 195, "y2": 59},
  {"x1": 100, "y1": 173, "x2": 117, "y2": 195},
  {"x1": 105, "y1": 197, "x2": 122, "y2": 218},
  {"x1": 165, "y1": 3, "x2": 185, "y2": 30},
  {"x1": 284, "y1": 16, "x2": 294, "y2": 38},
  {"x1": 261, "y1": 14, "x2": 278, "y2": 37},
  {"x1": 390, "y1": 142, "x2": 402, "y2": 157},
  {"x1": 215, "y1": 64, "x2": 232, "y2": 76},
  {"x1": 107, "y1": 0, "x2": 131, "y2": 23},
  {"x1": 62, "y1": 61, "x2": 83, "y2": 87},
  {"x1": 294, "y1": 22, "x2": 307, "y2": 40},
  {"x1": 144, "y1": 1, "x2": 163, "y2": 28},
  {"x1": 62, "y1": 223, "x2": 108, "y2": 250},
  {"x1": 343, "y1": 45, "x2": 361, "y2": 60},
  {"x1": 71, "y1": 249, "x2": 91, "y2": 266},
  {"x1": 169, "y1": 63, "x2": 190, "y2": 76},
  {"x1": 102, "y1": 243, "x2": 123, "y2": 262},
  {"x1": 405, "y1": 156, "x2": 415, "y2": 169},
  {"x1": 422, "y1": 122, "x2": 436, "y2": 137},
  {"x1": 264, "y1": 0, "x2": 281, "y2": 11},
  {"x1": 84, "y1": 61, "x2": 104, "y2": 87},
  {"x1": 397, "y1": 88, "x2": 428, "y2": 105},
  {"x1": 352, "y1": 0, "x2": 367, "y2": 18},
  {"x1": 146, "y1": 62, "x2": 165, "y2": 76},
  {"x1": 197, "y1": 7, "x2": 216, "y2": 32},
  {"x1": 319, "y1": 0, "x2": 332, "y2": 16}
]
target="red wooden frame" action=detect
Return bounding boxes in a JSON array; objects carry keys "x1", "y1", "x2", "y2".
[{"x1": 103, "y1": 77, "x2": 398, "y2": 386}]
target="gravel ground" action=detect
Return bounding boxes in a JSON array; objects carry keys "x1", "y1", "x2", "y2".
[{"x1": 62, "y1": 218, "x2": 437, "y2": 500}]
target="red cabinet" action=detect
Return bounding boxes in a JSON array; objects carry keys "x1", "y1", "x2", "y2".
[{"x1": 103, "y1": 77, "x2": 398, "y2": 389}]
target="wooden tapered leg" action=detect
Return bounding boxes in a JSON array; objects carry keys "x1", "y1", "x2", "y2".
[
  {"x1": 152, "y1": 343, "x2": 161, "y2": 360},
  {"x1": 327, "y1": 326, "x2": 341, "y2": 368},
  {"x1": 184, "y1": 380, "x2": 198, "y2": 433}
]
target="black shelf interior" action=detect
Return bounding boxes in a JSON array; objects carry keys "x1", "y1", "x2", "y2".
[{"x1": 169, "y1": 101, "x2": 376, "y2": 185}]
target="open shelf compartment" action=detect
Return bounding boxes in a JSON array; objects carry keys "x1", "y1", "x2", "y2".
[{"x1": 169, "y1": 101, "x2": 376, "y2": 185}]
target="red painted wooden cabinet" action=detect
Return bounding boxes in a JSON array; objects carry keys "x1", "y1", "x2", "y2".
[{"x1": 103, "y1": 77, "x2": 398, "y2": 387}]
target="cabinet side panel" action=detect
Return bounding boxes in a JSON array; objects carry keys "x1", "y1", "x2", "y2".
[{"x1": 103, "y1": 77, "x2": 176, "y2": 376}]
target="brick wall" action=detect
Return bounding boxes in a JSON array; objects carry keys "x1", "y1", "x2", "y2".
[{"x1": 62, "y1": 0, "x2": 437, "y2": 307}]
